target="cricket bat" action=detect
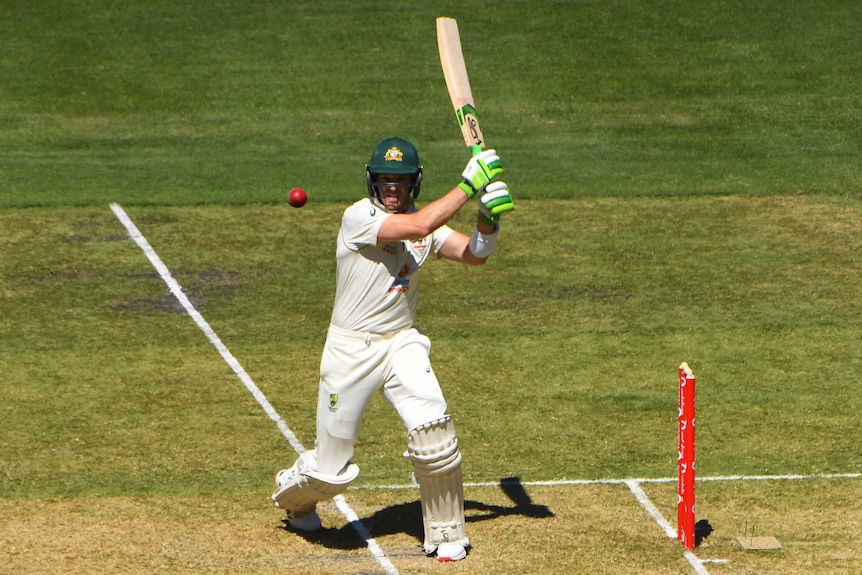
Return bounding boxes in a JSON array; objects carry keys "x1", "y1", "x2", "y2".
[{"x1": 436, "y1": 17, "x2": 485, "y2": 154}]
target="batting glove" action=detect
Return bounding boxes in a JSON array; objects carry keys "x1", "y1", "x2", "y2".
[
  {"x1": 478, "y1": 181, "x2": 514, "y2": 225},
  {"x1": 458, "y1": 149, "x2": 503, "y2": 199}
]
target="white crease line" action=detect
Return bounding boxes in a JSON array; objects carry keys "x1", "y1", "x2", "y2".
[
  {"x1": 359, "y1": 472, "x2": 862, "y2": 490},
  {"x1": 623, "y1": 480, "x2": 677, "y2": 539},
  {"x1": 109, "y1": 204, "x2": 306, "y2": 455},
  {"x1": 688, "y1": 472, "x2": 861, "y2": 482},
  {"x1": 682, "y1": 550, "x2": 712, "y2": 575},
  {"x1": 110, "y1": 203, "x2": 400, "y2": 575},
  {"x1": 625, "y1": 480, "x2": 711, "y2": 575}
]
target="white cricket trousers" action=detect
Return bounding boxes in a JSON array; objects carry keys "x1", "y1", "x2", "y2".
[{"x1": 311, "y1": 324, "x2": 448, "y2": 476}]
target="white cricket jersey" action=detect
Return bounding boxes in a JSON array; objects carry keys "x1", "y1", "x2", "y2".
[{"x1": 330, "y1": 198, "x2": 455, "y2": 334}]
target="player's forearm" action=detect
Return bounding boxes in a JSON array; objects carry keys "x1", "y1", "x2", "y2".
[
  {"x1": 417, "y1": 188, "x2": 497, "y2": 238},
  {"x1": 409, "y1": 187, "x2": 470, "y2": 236}
]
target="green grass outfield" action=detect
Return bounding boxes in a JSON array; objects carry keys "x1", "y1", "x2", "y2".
[
  {"x1": 2, "y1": 2, "x2": 861, "y2": 574},
  {"x1": 4, "y1": 0, "x2": 862, "y2": 206}
]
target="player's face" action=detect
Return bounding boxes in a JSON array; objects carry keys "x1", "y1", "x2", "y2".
[{"x1": 376, "y1": 174, "x2": 413, "y2": 213}]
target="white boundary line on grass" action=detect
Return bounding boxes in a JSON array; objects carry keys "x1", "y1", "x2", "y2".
[{"x1": 110, "y1": 204, "x2": 401, "y2": 575}]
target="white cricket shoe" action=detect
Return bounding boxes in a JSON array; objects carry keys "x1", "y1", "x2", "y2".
[
  {"x1": 436, "y1": 542, "x2": 468, "y2": 562},
  {"x1": 273, "y1": 468, "x2": 322, "y2": 532},
  {"x1": 285, "y1": 509, "x2": 322, "y2": 532}
]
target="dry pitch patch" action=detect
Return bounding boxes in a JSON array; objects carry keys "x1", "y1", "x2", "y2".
[
  {"x1": 642, "y1": 478, "x2": 861, "y2": 575},
  {"x1": 2, "y1": 480, "x2": 859, "y2": 575},
  {"x1": 0, "y1": 485, "x2": 685, "y2": 575}
]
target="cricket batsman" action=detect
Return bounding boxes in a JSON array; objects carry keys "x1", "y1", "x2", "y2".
[{"x1": 272, "y1": 136, "x2": 513, "y2": 561}]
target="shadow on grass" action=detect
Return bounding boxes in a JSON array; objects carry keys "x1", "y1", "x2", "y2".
[{"x1": 282, "y1": 476, "x2": 554, "y2": 550}]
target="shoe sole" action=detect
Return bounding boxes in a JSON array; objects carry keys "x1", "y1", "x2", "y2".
[{"x1": 436, "y1": 545, "x2": 467, "y2": 561}]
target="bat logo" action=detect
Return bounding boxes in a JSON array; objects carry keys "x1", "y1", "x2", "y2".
[
  {"x1": 457, "y1": 104, "x2": 483, "y2": 146},
  {"x1": 467, "y1": 116, "x2": 481, "y2": 142}
]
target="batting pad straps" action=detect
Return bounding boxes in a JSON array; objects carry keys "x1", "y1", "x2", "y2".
[
  {"x1": 468, "y1": 223, "x2": 499, "y2": 259},
  {"x1": 408, "y1": 416, "x2": 462, "y2": 475}
]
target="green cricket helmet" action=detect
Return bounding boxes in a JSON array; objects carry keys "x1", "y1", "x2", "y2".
[{"x1": 365, "y1": 137, "x2": 423, "y2": 211}]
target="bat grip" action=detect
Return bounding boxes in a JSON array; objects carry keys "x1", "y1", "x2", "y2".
[{"x1": 470, "y1": 144, "x2": 483, "y2": 156}]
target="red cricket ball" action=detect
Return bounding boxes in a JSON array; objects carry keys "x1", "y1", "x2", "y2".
[{"x1": 288, "y1": 188, "x2": 307, "y2": 208}]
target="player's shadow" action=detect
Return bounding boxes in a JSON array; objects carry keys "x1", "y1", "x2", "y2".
[{"x1": 281, "y1": 476, "x2": 554, "y2": 550}]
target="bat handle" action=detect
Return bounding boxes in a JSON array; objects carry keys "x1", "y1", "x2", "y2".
[{"x1": 470, "y1": 144, "x2": 483, "y2": 156}]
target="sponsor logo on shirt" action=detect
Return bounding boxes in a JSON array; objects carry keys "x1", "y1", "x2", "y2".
[
  {"x1": 388, "y1": 278, "x2": 410, "y2": 293},
  {"x1": 389, "y1": 263, "x2": 412, "y2": 293},
  {"x1": 408, "y1": 237, "x2": 429, "y2": 260}
]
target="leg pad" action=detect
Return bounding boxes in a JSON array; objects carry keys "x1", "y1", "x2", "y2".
[{"x1": 406, "y1": 416, "x2": 470, "y2": 555}]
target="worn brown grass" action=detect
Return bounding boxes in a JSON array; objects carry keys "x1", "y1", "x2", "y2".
[{"x1": 2, "y1": 479, "x2": 858, "y2": 575}]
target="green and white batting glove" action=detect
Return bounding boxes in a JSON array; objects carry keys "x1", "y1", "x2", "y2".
[
  {"x1": 457, "y1": 149, "x2": 503, "y2": 199},
  {"x1": 478, "y1": 180, "x2": 514, "y2": 225}
]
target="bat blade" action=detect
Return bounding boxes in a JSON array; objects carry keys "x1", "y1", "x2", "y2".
[{"x1": 436, "y1": 17, "x2": 485, "y2": 152}]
